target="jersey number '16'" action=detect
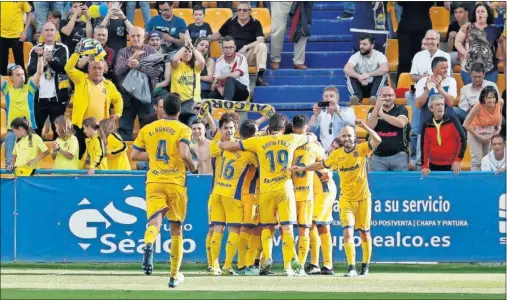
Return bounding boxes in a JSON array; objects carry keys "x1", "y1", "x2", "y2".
[{"x1": 266, "y1": 150, "x2": 289, "y2": 171}]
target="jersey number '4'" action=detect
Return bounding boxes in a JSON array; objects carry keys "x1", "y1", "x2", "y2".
[{"x1": 156, "y1": 140, "x2": 170, "y2": 164}]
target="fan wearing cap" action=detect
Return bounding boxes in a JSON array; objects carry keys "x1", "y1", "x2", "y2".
[{"x1": 148, "y1": 30, "x2": 172, "y2": 95}]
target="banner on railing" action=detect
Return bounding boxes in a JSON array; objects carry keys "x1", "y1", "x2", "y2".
[{"x1": 1, "y1": 173, "x2": 505, "y2": 262}]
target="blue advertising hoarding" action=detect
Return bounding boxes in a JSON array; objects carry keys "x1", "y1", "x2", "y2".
[{"x1": 1, "y1": 172, "x2": 505, "y2": 262}]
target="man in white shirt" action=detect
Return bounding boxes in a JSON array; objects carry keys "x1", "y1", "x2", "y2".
[
  {"x1": 455, "y1": 62, "x2": 500, "y2": 123},
  {"x1": 344, "y1": 34, "x2": 389, "y2": 105},
  {"x1": 481, "y1": 134, "x2": 506, "y2": 173},
  {"x1": 309, "y1": 86, "x2": 356, "y2": 152},
  {"x1": 209, "y1": 36, "x2": 250, "y2": 102}
]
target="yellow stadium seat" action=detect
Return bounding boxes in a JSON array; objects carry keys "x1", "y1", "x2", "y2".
[
  {"x1": 496, "y1": 73, "x2": 505, "y2": 93},
  {"x1": 395, "y1": 98, "x2": 406, "y2": 105},
  {"x1": 212, "y1": 107, "x2": 233, "y2": 120},
  {"x1": 462, "y1": 145, "x2": 471, "y2": 171},
  {"x1": 1, "y1": 108, "x2": 6, "y2": 140},
  {"x1": 173, "y1": 9, "x2": 194, "y2": 26},
  {"x1": 0, "y1": 142, "x2": 5, "y2": 169},
  {"x1": 251, "y1": 8, "x2": 271, "y2": 37},
  {"x1": 397, "y1": 73, "x2": 413, "y2": 89},
  {"x1": 8, "y1": 42, "x2": 34, "y2": 67},
  {"x1": 405, "y1": 105, "x2": 412, "y2": 122},
  {"x1": 248, "y1": 66, "x2": 256, "y2": 74},
  {"x1": 205, "y1": 8, "x2": 233, "y2": 33},
  {"x1": 453, "y1": 65, "x2": 461, "y2": 73},
  {"x1": 353, "y1": 105, "x2": 372, "y2": 138},
  {"x1": 210, "y1": 41, "x2": 222, "y2": 58},
  {"x1": 430, "y1": 6, "x2": 450, "y2": 39},
  {"x1": 386, "y1": 39, "x2": 398, "y2": 72},
  {"x1": 202, "y1": 2, "x2": 217, "y2": 8},
  {"x1": 498, "y1": 61, "x2": 504, "y2": 74},
  {"x1": 134, "y1": 8, "x2": 158, "y2": 29},
  {"x1": 453, "y1": 73, "x2": 464, "y2": 106}
]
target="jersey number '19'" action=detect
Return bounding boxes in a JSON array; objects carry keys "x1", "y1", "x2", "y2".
[{"x1": 266, "y1": 150, "x2": 289, "y2": 171}]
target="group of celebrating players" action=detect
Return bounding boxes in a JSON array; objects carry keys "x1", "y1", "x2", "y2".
[{"x1": 130, "y1": 93, "x2": 382, "y2": 288}]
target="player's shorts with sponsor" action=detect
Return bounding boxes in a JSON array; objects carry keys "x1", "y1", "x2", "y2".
[
  {"x1": 209, "y1": 192, "x2": 244, "y2": 226},
  {"x1": 242, "y1": 193, "x2": 259, "y2": 227},
  {"x1": 146, "y1": 183, "x2": 187, "y2": 224},
  {"x1": 313, "y1": 184, "x2": 337, "y2": 225},
  {"x1": 339, "y1": 196, "x2": 371, "y2": 232},
  {"x1": 296, "y1": 200, "x2": 313, "y2": 228},
  {"x1": 259, "y1": 188, "x2": 296, "y2": 226}
]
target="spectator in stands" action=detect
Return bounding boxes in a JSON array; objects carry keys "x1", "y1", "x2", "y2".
[
  {"x1": 65, "y1": 41, "x2": 123, "y2": 158},
  {"x1": 270, "y1": 1, "x2": 311, "y2": 70},
  {"x1": 115, "y1": 26, "x2": 159, "y2": 141},
  {"x1": 329, "y1": 137, "x2": 342, "y2": 152},
  {"x1": 28, "y1": 22, "x2": 70, "y2": 141},
  {"x1": 421, "y1": 95, "x2": 466, "y2": 175},
  {"x1": 34, "y1": 2, "x2": 64, "y2": 36},
  {"x1": 126, "y1": 1, "x2": 152, "y2": 29},
  {"x1": 1, "y1": 55, "x2": 43, "y2": 167},
  {"x1": 60, "y1": 2, "x2": 93, "y2": 54},
  {"x1": 337, "y1": 2, "x2": 355, "y2": 20},
  {"x1": 170, "y1": 34, "x2": 206, "y2": 126},
  {"x1": 211, "y1": 1, "x2": 268, "y2": 86},
  {"x1": 350, "y1": 2, "x2": 389, "y2": 54},
  {"x1": 100, "y1": 118, "x2": 131, "y2": 171},
  {"x1": 344, "y1": 34, "x2": 389, "y2": 105},
  {"x1": 396, "y1": 2, "x2": 434, "y2": 81},
  {"x1": 100, "y1": 3, "x2": 133, "y2": 60},
  {"x1": 6, "y1": 117, "x2": 50, "y2": 175},
  {"x1": 148, "y1": 31, "x2": 171, "y2": 96},
  {"x1": 463, "y1": 86, "x2": 504, "y2": 171},
  {"x1": 195, "y1": 37, "x2": 214, "y2": 98},
  {"x1": 455, "y1": 62, "x2": 500, "y2": 123},
  {"x1": 190, "y1": 120, "x2": 212, "y2": 174},
  {"x1": 0, "y1": 1, "x2": 33, "y2": 75},
  {"x1": 208, "y1": 36, "x2": 250, "y2": 102},
  {"x1": 413, "y1": 56, "x2": 457, "y2": 168},
  {"x1": 410, "y1": 30, "x2": 452, "y2": 81},
  {"x1": 187, "y1": 5, "x2": 213, "y2": 43},
  {"x1": 481, "y1": 134, "x2": 506, "y2": 172},
  {"x1": 447, "y1": 3, "x2": 470, "y2": 66},
  {"x1": 39, "y1": 9, "x2": 63, "y2": 43},
  {"x1": 366, "y1": 86, "x2": 410, "y2": 171},
  {"x1": 309, "y1": 86, "x2": 356, "y2": 152},
  {"x1": 455, "y1": 3, "x2": 505, "y2": 85},
  {"x1": 51, "y1": 115, "x2": 79, "y2": 170},
  {"x1": 146, "y1": 1, "x2": 187, "y2": 57},
  {"x1": 93, "y1": 25, "x2": 115, "y2": 79}
]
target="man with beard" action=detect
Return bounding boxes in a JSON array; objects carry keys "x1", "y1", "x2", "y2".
[
  {"x1": 291, "y1": 120, "x2": 381, "y2": 277},
  {"x1": 344, "y1": 34, "x2": 389, "y2": 105}
]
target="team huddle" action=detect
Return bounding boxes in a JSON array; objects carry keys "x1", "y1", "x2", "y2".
[{"x1": 130, "y1": 94, "x2": 381, "y2": 288}]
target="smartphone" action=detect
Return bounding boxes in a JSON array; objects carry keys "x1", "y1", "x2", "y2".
[
  {"x1": 317, "y1": 101, "x2": 330, "y2": 108},
  {"x1": 410, "y1": 84, "x2": 416, "y2": 94},
  {"x1": 111, "y1": 2, "x2": 121, "y2": 9}
]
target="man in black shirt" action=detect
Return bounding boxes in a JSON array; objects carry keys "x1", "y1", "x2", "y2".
[
  {"x1": 446, "y1": 3, "x2": 469, "y2": 67},
  {"x1": 60, "y1": 2, "x2": 93, "y2": 54},
  {"x1": 366, "y1": 86, "x2": 410, "y2": 171},
  {"x1": 187, "y1": 5, "x2": 213, "y2": 43},
  {"x1": 99, "y1": 4, "x2": 133, "y2": 61},
  {"x1": 211, "y1": 1, "x2": 268, "y2": 86}
]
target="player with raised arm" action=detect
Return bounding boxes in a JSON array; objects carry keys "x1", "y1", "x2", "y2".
[
  {"x1": 290, "y1": 115, "x2": 326, "y2": 275},
  {"x1": 291, "y1": 120, "x2": 381, "y2": 277},
  {"x1": 130, "y1": 93, "x2": 197, "y2": 288},
  {"x1": 220, "y1": 113, "x2": 316, "y2": 276}
]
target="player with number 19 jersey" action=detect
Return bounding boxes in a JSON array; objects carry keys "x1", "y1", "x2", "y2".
[{"x1": 133, "y1": 119, "x2": 192, "y2": 222}]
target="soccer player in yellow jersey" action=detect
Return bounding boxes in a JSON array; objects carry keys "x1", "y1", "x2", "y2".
[
  {"x1": 130, "y1": 94, "x2": 197, "y2": 288},
  {"x1": 290, "y1": 115, "x2": 325, "y2": 275},
  {"x1": 291, "y1": 120, "x2": 381, "y2": 277},
  {"x1": 207, "y1": 113, "x2": 237, "y2": 275},
  {"x1": 220, "y1": 113, "x2": 316, "y2": 276}
]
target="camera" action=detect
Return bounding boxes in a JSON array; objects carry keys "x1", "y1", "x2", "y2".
[{"x1": 317, "y1": 101, "x2": 330, "y2": 108}]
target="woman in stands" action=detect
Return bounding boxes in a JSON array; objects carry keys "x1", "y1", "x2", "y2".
[
  {"x1": 6, "y1": 117, "x2": 49, "y2": 176},
  {"x1": 455, "y1": 3, "x2": 505, "y2": 85},
  {"x1": 51, "y1": 116, "x2": 80, "y2": 170},
  {"x1": 82, "y1": 117, "x2": 108, "y2": 174},
  {"x1": 100, "y1": 118, "x2": 131, "y2": 171},
  {"x1": 463, "y1": 86, "x2": 504, "y2": 171},
  {"x1": 195, "y1": 37, "x2": 215, "y2": 99}
]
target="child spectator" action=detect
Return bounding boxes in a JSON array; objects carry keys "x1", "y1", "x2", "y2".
[
  {"x1": 187, "y1": 5, "x2": 212, "y2": 43},
  {"x1": 100, "y1": 118, "x2": 131, "y2": 171},
  {"x1": 82, "y1": 117, "x2": 108, "y2": 174},
  {"x1": 51, "y1": 116, "x2": 80, "y2": 170},
  {"x1": 40, "y1": 9, "x2": 62, "y2": 43},
  {"x1": 6, "y1": 117, "x2": 49, "y2": 176}
]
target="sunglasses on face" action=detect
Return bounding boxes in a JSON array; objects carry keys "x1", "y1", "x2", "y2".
[{"x1": 237, "y1": 8, "x2": 250, "y2": 12}]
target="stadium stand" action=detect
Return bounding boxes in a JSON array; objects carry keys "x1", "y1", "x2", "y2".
[
  {"x1": 0, "y1": 109, "x2": 6, "y2": 140},
  {"x1": 8, "y1": 42, "x2": 33, "y2": 67},
  {"x1": 430, "y1": 6, "x2": 450, "y2": 39},
  {"x1": 173, "y1": 8, "x2": 194, "y2": 26},
  {"x1": 133, "y1": 8, "x2": 158, "y2": 29},
  {"x1": 386, "y1": 39, "x2": 398, "y2": 73},
  {"x1": 251, "y1": 8, "x2": 271, "y2": 37}
]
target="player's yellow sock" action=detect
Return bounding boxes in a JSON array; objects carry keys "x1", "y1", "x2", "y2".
[
  {"x1": 224, "y1": 232, "x2": 239, "y2": 269},
  {"x1": 245, "y1": 234, "x2": 260, "y2": 266},
  {"x1": 344, "y1": 240, "x2": 356, "y2": 266},
  {"x1": 261, "y1": 229, "x2": 273, "y2": 260},
  {"x1": 309, "y1": 227, "x2": 320, "y2": 265},
  {"x1": 292, "y1": 245, "x2": 298, "y2": 262},
  {"x1": 237, "y1": 231, "x2": 250, "y2": 269},
  {"x1": 361, "y1": 238, "x2": 372, "y2": 264},
  {"x1": 144, "y1": 225, "x2": 159, "y2": 245},
  {"x1": 206, "y1": 234, "x2": 212, "y2": 268},
  {"x1": 320, "y1": 232, "x2": 333, "y2": 269},
  {"x1": 297, "y1": 235, "x2": 310, "y2": 266},
  {"x1": 281, "y1": 231, "x2": 296, "y2": 270},
  {"x1": 210, "y1": 232, "x2": 223, "y2": 271},
  {"x1": 170, "y1": 235, "x2": 183, "y2": 277}
]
